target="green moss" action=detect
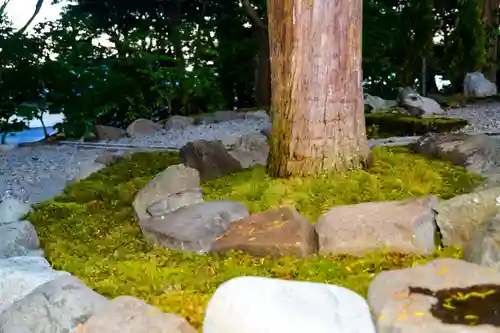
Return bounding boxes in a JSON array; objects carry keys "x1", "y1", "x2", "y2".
[
  {"x1": 27, "y1": 147, "x2": 483, "y2": 329},
  {"x1": 365, "y1": 113, "x2": 468, "y2": 138}
]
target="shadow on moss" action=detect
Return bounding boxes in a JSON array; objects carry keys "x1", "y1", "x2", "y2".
[{"x1": 27, "y1": 147, "x2": 483, "y2": 328}]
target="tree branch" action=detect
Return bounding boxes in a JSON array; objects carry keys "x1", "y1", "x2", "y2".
[
  {"x1": 0, "y1": 0, "x2": 12, "y2": 18},
  {"x1": 241, "y1": 0, "x2": 267, "y2": 30},
  {"x1": 17, "y1": 0, "x2": 44, "y2": 35}
]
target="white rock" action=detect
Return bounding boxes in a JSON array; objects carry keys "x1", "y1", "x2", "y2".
[
  {"x1": 0, "y1": 256, "x2": 69, "y2": 313},
  {"x1": 464, "y1": 72, "x2": 497, "y2": 98},
  {"x1": 203, "y1": 276, "x2": 376, "y2": 333},
  {"x1": 0, "y1": 197, "x2": 31, "y2": 224}
]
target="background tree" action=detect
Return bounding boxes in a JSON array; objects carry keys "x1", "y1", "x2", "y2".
[{"x1": 266, "y1": 0, "x2": 369, "y2": 177}]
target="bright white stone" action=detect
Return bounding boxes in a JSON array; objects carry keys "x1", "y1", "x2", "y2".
[{"x1": 203, "y1": 276, "x2": 376, "y2": 333}]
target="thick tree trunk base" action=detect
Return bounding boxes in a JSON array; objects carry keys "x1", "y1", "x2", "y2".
[{"x1": 266, "y1": 0, "x2": 368, "y2": 178}]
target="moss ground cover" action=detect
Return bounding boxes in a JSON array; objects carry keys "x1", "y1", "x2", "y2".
[{"x1": 27, "y1": 147, "x2": 483, "y2": 328}]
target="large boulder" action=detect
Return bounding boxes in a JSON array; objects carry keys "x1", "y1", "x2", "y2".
[
  {"x1": 0, "y1": 220, "x2": 41, "y2": 259},
  {"x1": 139, "y1": 200, "x2": 249, "y2": 253},
  {"x1": 0, "y1": 197, "x2": 31, "y2": 223},
  {"x1": 180, "y1": 140, "x2": 243, "y2": 181},
  {"x1": 315, "y1": 196, "x2": 437, "y2": 256},
  {"x1": 397, "y1": 86, "x2": 418, "y2": 105},
  {"x1": 464, "y1": 71, "x2": 497, "y2": 98},
  {"x1": 0, "y1": 275, "x2": 108, "y2": 333},
  {"x1": 213, "y1": 110, "x2": 245, "y2": 123},
  {"x1": 203, "y1": 276, "x2": 376, "y2": 333},
  {"x1": 0, "y1": 256, "x2": 69, "y2": 314},
  {"x1": 463, "y1": 212, "x2": 500, "y2": 270},
  {"x1": 368, "y1": 258, "x2": 500, "y2": 333},
  {"x1": 400, "y1": 94, "x2": 444, "y2": 116},
  {"x1": 132, "y1": 164, "x2": 202, "y2": 222},
  {"x1": 412, "y1": 133, "x2": 495, "y2": 174},
  {"x1": 210, "y1": 207, "x2": 318, "y2": 258},
  {"x1": 79, "y1": 296, "x2": 197, "y2": 333},
  {"x1": 95, "y1": 125, "x2": 127, "y2": 141},
  {"x1": 126, "y1": 118, "x2": 163, "y2": 136},
  {"x1": 164, "y1": 115, "x2": 195, "y2": 130},
  {"x1": 364, "y1": 93, "x2": 397, "y2": 112},
  {"x1": 228, "y1": 133, "x2": 269, "y2": 168},
  {"x1": 436, "y1": 187, "x2": 500, "y2": 247},
  {"x1": 244, "y1": 110, "x2": 271, "y2": 121}
]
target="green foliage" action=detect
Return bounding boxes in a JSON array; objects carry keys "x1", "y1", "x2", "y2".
[
  {"x1": 365, "y1": 114, "x2": 469, "y2": 138},
  {"x1": 27, "y1": 148, "x2": 482, "y2": 328},
  {"x1": 0, "y1": 0, "x2": 494, "y2": 137},
  {"x1": 442, "y1": 0, "x2": 487, "y2": 91}
]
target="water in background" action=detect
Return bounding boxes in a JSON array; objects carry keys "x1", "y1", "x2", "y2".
[
  {"x1": 4, "y1": 126, "x2": 58, "y2": 144},
  {"x1": 3, "y1": 113, "x2": 63, "y2": 144}
]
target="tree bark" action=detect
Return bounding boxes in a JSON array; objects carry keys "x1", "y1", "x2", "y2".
[{"x1": 266, "y1": 0, "x2": 369, "y2": 178}]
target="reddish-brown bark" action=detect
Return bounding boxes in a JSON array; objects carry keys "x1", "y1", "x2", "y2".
[{"x1": 266, "y1": 0, "x2": 369, "y2": 177}]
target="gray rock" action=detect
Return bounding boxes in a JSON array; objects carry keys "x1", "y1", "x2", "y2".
[
  {"x1": 228, "y1": 133, "x2": 269, "y2": 168},
  {"x1": 363, "y1": 93, "x2": 397, "y2": 112},
  {"x1": 261, "y1": 125, "x2": 272, "y2": 140},
  {"x1": 213, "y1": 110, "x2": 245, "y2": 123},
  {"x1": 464, "y1": 71, "x2": 497, "y2": 98},
  {"x1": 436, "y1": 187, "x2": 500, "y2": 247},
  {"x1": 180, "y1": 140, "x2": 243, "y2": 181},
  {"x1": 146, "y1": 188, "x2": 204, "y2": 217},
  {"x1": 0, "y1": 220, "x2": 40, "y2": 259},
  {"x1": 164, "y1": 115, "x2": 195, "y2": 130},
  {"x1": 0, "y1": 197, "x2": 31, "y2": 223},
  {"x1": 0, "y1": 256, "x2": 69, "y2": 314},
  {"x1": 397, "y1": 86, "x2": 418, "y2": 105},
  {"x1": 244, "y1": 110, "x2": 270, "y2": 121},
  {"x1": 194, "y1": 114, "x2": 216, "y2": 125},
  {"x1": 95, "y1": 125, "x2": 126, "y2": 141},
  {"x1": 140, "y1": 200, "x2": 249, "y2": 253},
  {"x1": 412, "y1": 132, "x2": 495, "y2": 174},
  {"x1": 126, "y1": 118, "x2": 163, "y2": 136},
  {"x1": 133, "y1": 164, "x2": 201, "y2": 222},
  {"x1": 316, "y1": 196, "x2": 437, "y2": 256},
  {"x1": 79, "y1": 296, "x2": 197, "y2": 333},
  {"x1": 0, "y1": 275, "x2": 108, "y2": 333},
  {"x1": 204, "y1": 276, "x2": 376, "y2": 333},
  {"x1": 463, "y1": 212, "x2": 500, "y2": 270},
  {"x1": 400, "y1": 94, "x2": 444, "y2": 116}
]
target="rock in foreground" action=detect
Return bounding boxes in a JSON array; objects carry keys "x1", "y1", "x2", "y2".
[
  {"x1": 203, "y1": 276, "x2": 376, "y2": 333},
  {"x1": 368, "y1": 258, "x2": 500, "y2": 333}
]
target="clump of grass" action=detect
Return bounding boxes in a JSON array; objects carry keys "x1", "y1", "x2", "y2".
[{"x1": 27, "y1": 147, "x2": 482, "y2": 329}]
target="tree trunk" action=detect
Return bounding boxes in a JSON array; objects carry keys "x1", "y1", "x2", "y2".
[{"x1": 266, "y1": 0, "x2": 369, "y2": 178}]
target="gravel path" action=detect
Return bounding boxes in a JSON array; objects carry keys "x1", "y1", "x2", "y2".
[
  {"x1": 445, "y1": 101, "x2": 500, "y2": 134},
  {"x1": 2, "y1": 102, "x2": 500, "y2": 205}
]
